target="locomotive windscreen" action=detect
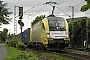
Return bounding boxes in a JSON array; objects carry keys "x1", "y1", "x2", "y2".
[{"x1": 48, "y1": 17, "x2": 66, "y2": 31}]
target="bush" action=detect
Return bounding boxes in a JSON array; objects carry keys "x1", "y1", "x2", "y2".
[
  {"x1": 6, "y1": 40, "x2": 18, "y2": 47},
  {"x1": 0, "y1": 40, "x2": 1, "y2": 43},
  {"x1": 15, "y1": 51, "x2": 38, "y2": 60},
  {"x1": 16, "y1": 41, "x2": 27, "y2": 50}
]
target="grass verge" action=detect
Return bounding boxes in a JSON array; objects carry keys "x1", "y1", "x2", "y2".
[
  {"x1": 5, "y1": 44, "x2": 73, "y2": 60},
  {"x1": 4, "y1": 46, "x2": 38, "y2": 60},
  {"x1": 4, "y1": 46, "x2": 21, "y2": 60}
]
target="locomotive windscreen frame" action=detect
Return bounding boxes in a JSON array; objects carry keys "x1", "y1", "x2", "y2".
[{"x1": 48, "y1": 17, "x2": 66, "y2": 31}]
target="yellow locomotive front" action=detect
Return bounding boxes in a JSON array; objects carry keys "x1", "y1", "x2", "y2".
[{"x1": 41, "y1": 16, "x2": 70, "y2": 50}]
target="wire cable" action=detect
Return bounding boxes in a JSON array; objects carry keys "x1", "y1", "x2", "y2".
[
  {"x1": 74, "y1": 1, "x2": 85, "y2": 7},
  {"x1": 56, "y1": 1, "x2": 85, "y2": 17},
  {"x1": 24, "y1": 7, "x2": 35, "y2": 13},
  {"x1": 56, "y1": 7, "x2": 71, "y2": 17},
  {"x1": 23, "y1": 5, "x2": 47, "y2": 28},
  {"x1": 24, "y1": 0, "x2": 52, "y2": 15},
  {"x1": 23, "y1": 0, "x2": 57, "y2": 29},
  {"x1": 65, "y1": 1, "x2": 85, "y2": 12},
  {"x1": 23, "y1": 0, "x2": 43, "y2": 14}
]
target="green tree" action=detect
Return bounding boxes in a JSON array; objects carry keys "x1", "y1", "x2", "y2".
[
  {"x1": 0, "y1": 31, "x2": 3, "y2": 42},
  {"x1": 69, "y1": 19, "x2": 86, "y2": 48},
  {"x1": 8, "y1": 33, "x2": 15, "y2": 40},
  {"x1": 0, "y1": 1, "x2": 12, "y2": 25},
  {"x1": 80, "y1": 0, "x2": 90, "y2": 12},
  {"x1": 32, "y1": 15, "x2": 45, "y2": 25},
  {"x1": 87, "y1": 18, "x2": 90, "y2": 45},
  {"x1": 0, "y1": 28, "x2": 8, "y2": 42},
  {"x1": 3, "y1": 28, "x2": 8, "y2": 34}
]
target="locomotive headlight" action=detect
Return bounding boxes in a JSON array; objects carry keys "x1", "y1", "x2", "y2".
[
  {"x1": 56, "y1": 26, "x2": 59, "y2": 29},
  {"x1": 47, "y1": 33, "x2": 50, "y2": 37},
  {"x1": 66, "y1": 32, "x2": 68, "y2": 37}
]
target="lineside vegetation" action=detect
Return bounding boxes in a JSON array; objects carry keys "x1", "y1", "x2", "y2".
[{"x1": 5, "y1": 44, "x2": 38, "y2": 60}]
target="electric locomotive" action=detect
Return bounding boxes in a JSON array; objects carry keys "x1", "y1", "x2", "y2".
[{"x1": 30, "y1": 15, "x2": 70, "y2": 50}]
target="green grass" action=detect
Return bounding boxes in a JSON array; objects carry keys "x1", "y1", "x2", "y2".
[
  {"x1": 5, "y1": 45, "x2": 73, "y2": 60},
  {"x1": 4, "y1": 46, "x2": 38, "y2": 60},
  {"x1": 4, "y1": 46, "x2": 21, "y2": 60}
]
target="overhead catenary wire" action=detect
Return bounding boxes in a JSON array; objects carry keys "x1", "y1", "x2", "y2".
[
  {"x1": 23, "y1": 0, "x2": 52, "y2": 28},
  {"x1": 23, "y1": 5, "x2": 47, "y2": 28},
  {"x1": 56, "y1": 7, "x2": 71, "y2": 17},
  {"x1": 24, "y1": 0, "x2": 52, "y2": 14},
  {"x1": 24, "y1": 7, "x2": 35, "y2": 13},
  {"x1": 23, "y1": 0, "x2": 43, "y2": 14},
  {"x1": 65, "y1": 1, "x2": 85, "y2": 12},
  {"x1": 55, "y1": 1, "x2": 85, "y2": 18},
  {"x1": 74, "y1": 1, "x2": 85, "y2": 7}
]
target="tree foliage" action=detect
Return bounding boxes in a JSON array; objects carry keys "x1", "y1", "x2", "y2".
[
  {"x1": 0, "y1": 1, "x2": 12, "y2": 25},
  {"x1": 32, "y1": 15, "x2": 45, "y2": 25},
  {"x1": 69, "y1": 19, "x2": 87, "y2": 48},
  {"x1": 69, "y1": 18, "x2": 90, "y2": 48},
  {"x1": 80, "y1": 0, "x2": 90, "y2": 12},
  {"x1": 0, "y1": 28, "x2": 8, "y2": 42}
]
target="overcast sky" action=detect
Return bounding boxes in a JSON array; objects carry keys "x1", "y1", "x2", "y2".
[{"x1": 1, "y1": 0, "x2": 90, "y2": 34}]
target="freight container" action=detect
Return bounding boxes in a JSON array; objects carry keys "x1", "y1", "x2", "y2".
[{"x1": 22, "y1": 28, "x2": 30, "y2": 44}]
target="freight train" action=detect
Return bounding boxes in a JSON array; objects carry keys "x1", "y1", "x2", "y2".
[{"x1": 20, "y1": 15, "x2": 70, "y2": 50}]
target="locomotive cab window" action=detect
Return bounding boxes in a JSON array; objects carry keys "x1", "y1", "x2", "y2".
[{"x1": 48, "y1": 17, "x2": 66, "y2": 31}]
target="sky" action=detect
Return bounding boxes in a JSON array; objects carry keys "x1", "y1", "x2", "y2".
[{"x1": 1, "y1": 0, "x2": 90, "y2": 34}]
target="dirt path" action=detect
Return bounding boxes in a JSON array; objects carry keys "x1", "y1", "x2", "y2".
[{"x1": 0, "y1": 43, "x2": 8, "y2": 60}]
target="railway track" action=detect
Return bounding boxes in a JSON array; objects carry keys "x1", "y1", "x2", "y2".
[
  {"x1": 50, "y1": 51, "x2": 90, "y2": 60},
  {"x1": 25, "y1": 48, "x2": 90, "y2": 60},
  {"x1": 56, "y1": 48, "x2": 90, "y2": 60}
]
